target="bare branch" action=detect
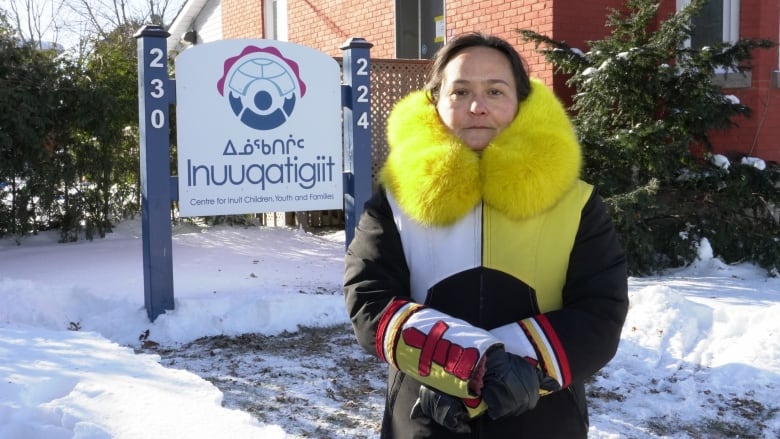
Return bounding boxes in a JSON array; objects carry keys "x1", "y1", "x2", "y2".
[{"x1": 5, "y1": 0, "x2": 185, "y2": 51}]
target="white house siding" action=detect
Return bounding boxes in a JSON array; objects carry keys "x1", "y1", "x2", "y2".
[
  {"x1": 193, "y1": 0, "x2": 222, "y2": 45},
  {"x1": 167, "y1": 0, "x2": 222, "y2": 56}
]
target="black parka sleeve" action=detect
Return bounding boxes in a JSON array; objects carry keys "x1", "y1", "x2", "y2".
[{"x1": 344, "y1": 189, "x2": 411, "y2": 355}]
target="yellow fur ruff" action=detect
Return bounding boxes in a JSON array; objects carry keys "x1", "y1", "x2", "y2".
[{"x1": 380, "y1": 79, "x2": 582, "y2": 226}]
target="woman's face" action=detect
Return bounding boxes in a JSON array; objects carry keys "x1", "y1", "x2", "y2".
[{"x1": 435, "y1": 46, "x2": 519, "y2": 152}]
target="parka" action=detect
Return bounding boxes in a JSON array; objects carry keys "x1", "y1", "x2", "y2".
[{"x1": 344, "y1": 79, "x2": 629, "y2": 438}]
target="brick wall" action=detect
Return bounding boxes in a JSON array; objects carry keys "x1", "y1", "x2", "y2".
[
  {"x1": 222, "y1": 0, "x2": 264, "y2": 39},
  {"x1": 729, "y1": 0, "x2": 780, "y2": 163},
  {"x1": 443, "y1": 0, "x2": 555, "y2": 84},
  {"x1": 287, "y1": 0, "x2": 395, "y2": 57},
  {"x1": 708, "y1": 0, "x2": 779, "y2": 161},
  {"x1": 712, "y1": 86, "x2": 780, "y2": 162},
  {"x1": 217, "y1": 0, "x2": 779, "y2": 162}
]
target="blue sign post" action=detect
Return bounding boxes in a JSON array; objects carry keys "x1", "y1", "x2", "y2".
[
  {"x1": 134, "y1": 25, "x2": 175, "y2": 322},
  {"x1": 340, "y1": 38, "x2": 373, "y2": 249}
]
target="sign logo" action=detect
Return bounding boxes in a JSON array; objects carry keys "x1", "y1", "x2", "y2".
[{"x1": 216, "y1": 46, "x2": 307, "y2": 130}]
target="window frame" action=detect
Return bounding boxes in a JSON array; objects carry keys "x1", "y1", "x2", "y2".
[
  {"x1": 677, "y1": 0, "x2": 740, "y2": 48},
  {"x1": 678, "y1": 0, "x2": 745, "y2": 82},
  {"x1": 264, "y1": 0, "x2": 289, "y2": 41}
]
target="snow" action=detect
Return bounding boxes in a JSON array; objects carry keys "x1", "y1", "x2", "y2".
[
  {"x1": 582, "y1": 67, "x2": 599, "y2": 76},
  {"x1": 742, "y1": 156, "x2": 767, "y2": 170},
  {"x1": 711, "y1": 153, "x2": 731, "y2": 170},
  {"x1": 710, "y1": 154, "x2": 768, "y2": 172},
  {"x1": 1, "y1": 219, "x2": 779, "y2": 438}
]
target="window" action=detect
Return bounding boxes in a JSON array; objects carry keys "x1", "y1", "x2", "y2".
[
  {"x1": 264, "y1": 0, "x2": 288, "y2": 41},
  {"x1": 679, "y1": 0, "x2": 749, "y2": 86},
  {"x1": 677, "y1": 0, "x2": 740, "y2": 49},
  {"x1": 396, "y1": 0, "x2": 444, "y2": 59}
]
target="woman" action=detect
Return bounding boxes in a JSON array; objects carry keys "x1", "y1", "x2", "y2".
[{"x1": 344, "y1": 32, "x2": 628, "y2": 438}]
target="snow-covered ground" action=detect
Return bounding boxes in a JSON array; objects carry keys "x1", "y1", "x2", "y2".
[{"x1": 1, "y1": 219, "x2": 778, "y2": 438}]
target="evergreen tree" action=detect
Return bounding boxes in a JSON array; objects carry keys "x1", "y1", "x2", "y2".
[
  {"x1": 60, "y1": 23, "x2": 144, "y2": 240},
  {"x1": 519, "y1": 0, "x2": 778, "y2": 274},
  {"x1": 0, "y1": 13, "x2": 70, "y2": 236},
  {"x1": 0, "y1": 15, "x2": 144, "y2": 240}
]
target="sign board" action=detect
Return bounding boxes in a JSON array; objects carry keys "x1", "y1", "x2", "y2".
[{"x1": 175, "y1": 40, "x2": 342, "y2": 216}]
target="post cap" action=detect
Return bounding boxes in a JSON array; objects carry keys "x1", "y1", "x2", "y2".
[
  {"x1": 340, "y1": 38, "x2": 373, "y2": 50},
  {"x1": 134, "y1": 24, "x2": 171, "y2": 39}
]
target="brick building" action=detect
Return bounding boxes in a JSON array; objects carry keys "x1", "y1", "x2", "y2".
[{"x1": 167, "y1": 0, "x2": 780, "y2": 163}]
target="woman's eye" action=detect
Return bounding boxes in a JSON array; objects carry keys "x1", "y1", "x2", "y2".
[{"x1": 488, "y1": 89, "x2": 504, "y2": 96}]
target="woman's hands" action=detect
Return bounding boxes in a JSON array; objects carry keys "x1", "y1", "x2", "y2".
[
  {"x1": 410, "y1": 386, "x2": 472, "y2": 433},
  {"x1": 411, "y1": 346, "x2": 562, "y2": 431},
  {"x1": 482, "y1": 347, "x2": 560, "y2": 419}
]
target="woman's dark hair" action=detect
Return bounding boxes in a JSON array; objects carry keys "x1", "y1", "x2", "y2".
[{"x1": 424, "y1": 32, "x2": 531, "y2": 103}]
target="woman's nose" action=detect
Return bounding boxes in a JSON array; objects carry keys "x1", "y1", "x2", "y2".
[{"x1": 470, "y1": 97, "x2": 488, "y2": 115}]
